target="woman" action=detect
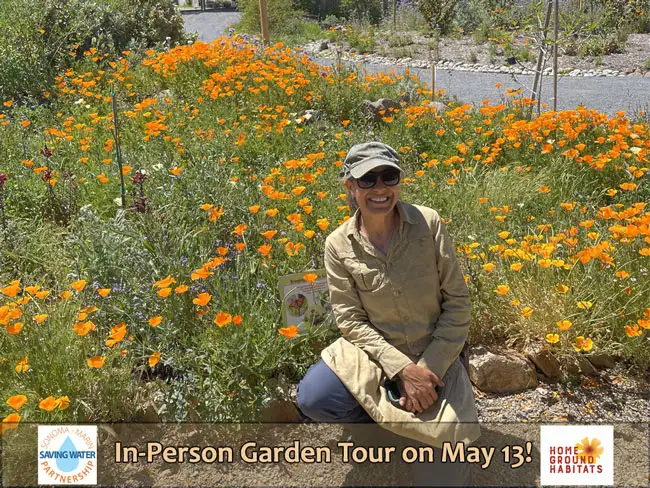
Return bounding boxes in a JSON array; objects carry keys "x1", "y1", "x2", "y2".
[{"x1": 296, "y1": 141, "x2": 480, "y2": 486}]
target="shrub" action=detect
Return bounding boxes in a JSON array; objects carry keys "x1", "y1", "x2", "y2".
[
  {"x1": 414, "y1": 0, "x2": 458, "y2": 33},
  {"x1": 339, "y1": 0, "x2": 382, "y2": 24},
  {"x1": 0, "y1": 0, "x2": 186, "y2": 103},
  {"x1": 238, "y1": 0, "x2": 305, "y2": 35}
]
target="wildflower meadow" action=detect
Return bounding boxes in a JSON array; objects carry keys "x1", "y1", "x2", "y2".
[{"x1": 1, "y1": 32, "x2": 649, "y2": 431}]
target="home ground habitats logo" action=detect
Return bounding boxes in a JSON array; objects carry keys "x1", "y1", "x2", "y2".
[
  {"x1": 38, "y1": 425, "x2": 98, "y2": 485},
  {"x1": 540, "y1": 425, "x2": 613, "y2": 486}
]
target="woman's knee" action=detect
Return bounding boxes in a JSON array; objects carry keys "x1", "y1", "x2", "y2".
[{"x1": 296, "y1": 360, "x2": 368, "y2": 422}]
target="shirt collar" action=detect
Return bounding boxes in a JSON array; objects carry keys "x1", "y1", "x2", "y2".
[{"x1": 345, "y1": 200, "x2": 417, "y2": 242}]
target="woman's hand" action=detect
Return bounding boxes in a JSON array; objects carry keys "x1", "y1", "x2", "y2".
[{"x1": 397, "y1": 364, "x2": 445, "y2": 414}]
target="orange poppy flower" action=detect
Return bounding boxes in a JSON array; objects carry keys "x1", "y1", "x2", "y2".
[
  {"x1": 98, "y1": 288, "x2": 111, "y2": 297},
  {"x1": 24, "y1": 285, "x2": 40, "y2": 295},
  {"x1": 545, "y1": 333, "x2": 560, "y2": 344},
  {"x1": 235, "y1": 242, "x2": 246, "y2": 252},
  {"x1": 303, "y1": 273, "x2": 318, "y2": 284},
  {"x1": 261, "y1": 230, "x2": 277, "y2": 240},
  {"x1": 149, "y1": 352, "x2": 160, "y2": 367},
  {"x1": 157, "y1": 287, "x2": 172, "y2": 297},
  {"x1": 7, "y1": 395, "x2": 27, "y2": 410},
  {"x1": 258, "y1": 244, "x2": 272, "y2": 257},
  {"x1": 148, "y1": 316, "x2": 163, "y2": 327},
  {"x1": 233, "y1": 315, "x2": 243, "y2": 326},
  {"x1": 87, "y1": 356, "x2": 106, "y2": 368},
  {"x1": 625, "y1": 325, "x2": 642, "y2": 337},
  {"x1": 1, "y1": 413, "x2": 21, "y2": 434},
  {"x1": 232, "y1": 224, "x2": 248, "y2": 236},
  {"x1": 57, "y1": 396, "x2": 70, "y2": 410},
  {"x1": 15, "y1": 356, "x2": 29, "y2": 373},
  {"x1": 1, "y1": 281, "x2": 21, "y2": 298},
  {"x1": 192, "y1": 293, "x2": 211, "y2": 307},
  {"x1": 73, "y1": 321, "x2": 95, "y2": 336},
  {"x1": 106, "y1": 322, "x2": 127, "y2": 347},
  {"x1": 279, "y1": 325, "x2": 299, "y2": 339},
  {"x1": 191, "y1": 267, "x2": 212, "y2": 280},
  {"x1": 214, "y1": 312, "x2": 232, "y2": 328},
  {"x1": 35, "y1": 290, "x2": 50, "y2": 300},
  {"x1": 557, "y1": 320, "x2": 572, "y2": 331},
  {"x1": 39, "y1": 396, "x2": 58, "y2": 412},
  {"x1": 59, "y1": 290, "x2": 73, "y2": 301},
  {"x1": 174, "y1": 285, "x2": 189, "y2": 294},
  {"x1": 71, "y1": 279, "x2": 87, "y2": 292},
  {"x1": 153, "y1": 275, "x2": 176, "y2": 288},
  {"x1": 6, "y1": 322, "x2": 24, "y2": 335},
  {"x1": 34, "y1": 314, "x2": 48, "y2": 324}
]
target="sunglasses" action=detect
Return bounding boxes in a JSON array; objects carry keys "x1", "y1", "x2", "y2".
[{"x1": 356, "y1": 169, "x2": 401, "y2": 189}]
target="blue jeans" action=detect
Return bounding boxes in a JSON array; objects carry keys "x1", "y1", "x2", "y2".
[{"x1": 296, "y1": 359, "x2": 472, "y2": 487}]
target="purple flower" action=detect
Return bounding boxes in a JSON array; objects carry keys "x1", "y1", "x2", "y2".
[{"x1": 0, "y1": 173, "x2": 6, "y2": 188}]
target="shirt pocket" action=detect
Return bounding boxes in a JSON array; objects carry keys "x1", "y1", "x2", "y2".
[
  {"x1": 344, "y1": 258, "x2": 385, "y2": 292},
  {"x1": 406, "y1": 236, "x2": 438, "y2": 280}
]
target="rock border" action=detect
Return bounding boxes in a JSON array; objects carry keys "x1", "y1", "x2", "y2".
[{"x1": 298, "y1": 40, "x2": 650, "y2": 79}]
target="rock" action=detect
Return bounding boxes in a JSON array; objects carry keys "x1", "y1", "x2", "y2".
[
  {"x1": 645, "y1": 72, "x2": 650, "y2": 78},
  {"x1": 319, "y1": 41, "x2": 329, "y2": 52},
  {"x1": 586, "y1": 353, "x2": 617, "y2": 369},
  {"x1": 362, "y1": 98, "x2": 402, "y2": 123},
  {"x1": 260, "y1": 376, "x2": 303, "y2": 423},
  {"x1": 426, "y1": 101, "x2": 448, "y2": 113},
  {"x1": 133, "y1": 404, "x2": 161, "y2": 423},
  {"x1": 469, "y1": 346, "x2": 538, "y2": 393},
  {"x1": 565, "y1": 355, "x2": 599, "y2": 376},
  {"x1": 525, "y1": 343, "x2": 562, "y2": 378},
  {"x1": 295, "y1": 109, "x2": 323, "y2": 125},
  {"x1": 577, "y1": 356, "x2": 599, "y2": 376}
]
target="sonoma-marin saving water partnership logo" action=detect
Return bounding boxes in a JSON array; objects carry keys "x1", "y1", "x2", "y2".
[{"x1": 38, "y1": 425, "x2": 98, "y2": 485}]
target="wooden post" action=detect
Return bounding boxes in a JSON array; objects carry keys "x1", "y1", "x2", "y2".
[
  {"x1": 552, "y1": 0, "x2": 559, "y2": 111},
  {"x1": 259, "y1": 0, "x2": 270, "y2": 45},
  {"x1": 110, "y1": 90, "x2": 126, "y2": 210},
  {"x1": 532, "y1": 0, "x2": 553, "y2": 106}
]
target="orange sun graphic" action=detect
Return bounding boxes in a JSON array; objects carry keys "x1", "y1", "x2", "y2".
[{"x1": 575, "y1": 437, "x2": 604, "y2": 464}]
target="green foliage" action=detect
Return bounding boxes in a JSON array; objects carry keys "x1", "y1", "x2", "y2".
[
  {"x1": 0, "y1": 0, "x2": 186, "y2": 103},
  {"x1": 577, "y1": 34, "x2": 625, "y2": 56},
  {"x1": 339, "y1": 0, "x2": 382, "y2": 24},
  {"x1": 238, "y1": 0, "x2": 305, "y2": 35},
  {"x1": 414, "y1": 0, "x2": 458, "y2": 33},
  {"x1": 387, "y1": 33, "x2": 414, "y2": 47}
]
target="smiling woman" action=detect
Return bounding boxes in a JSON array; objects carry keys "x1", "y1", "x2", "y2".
[{"x1": 296, "y1": 141, "x2": 479, "y2": 487}]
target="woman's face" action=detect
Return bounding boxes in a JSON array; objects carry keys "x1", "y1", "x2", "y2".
[{"x1": 345, "y1": 166, "x2": 401, "y2": 218}]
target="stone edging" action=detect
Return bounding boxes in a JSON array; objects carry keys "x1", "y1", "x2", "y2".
[{"x1": 298, "y1": 41, "x2": 650, "y2": 79}]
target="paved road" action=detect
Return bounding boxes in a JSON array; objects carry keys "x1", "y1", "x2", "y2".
[{"x1": 182, "y1": 11, "x2": 650, "y2": 117}]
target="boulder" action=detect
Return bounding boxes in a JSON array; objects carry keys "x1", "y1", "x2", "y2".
[
  {"x1": 260, "y1": 374, "x2": 303, "y2": 423},
  {"x1": 295, "y1": 109, "x2": 323, "y2": 125},
  {"x1": 362, "y1": 98, "x2": 401, "y2": 123},
  {"x1": 426, "y1": 101, "x2": 448, "y2": 113},
  {"x1": 525, "y1": 343, "x2": 562, "y2": 378},
  {"x1": 586, "y1": 353, "x2": 618, "y2": 369},
  {"x1": 319, "y1": 41, "x2": 329, "y2": 52},
  {"x1": 469, "y1": 346, "x2": 538, "y2": 393},
  {"x1": 565, "y1": 355, "x2": 599, "y2": 376}
]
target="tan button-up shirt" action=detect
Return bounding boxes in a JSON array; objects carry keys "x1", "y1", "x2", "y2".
[{"x1": 320, "y1": 200, "x2": 480, "y2": 447}]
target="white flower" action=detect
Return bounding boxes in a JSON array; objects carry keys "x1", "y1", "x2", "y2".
[
  {"x1": 113, "y1": 197, "x2": 123, "y2": 207},
  {"x1": 75, "y1": 98, "x2": 85, "y2": 105}
]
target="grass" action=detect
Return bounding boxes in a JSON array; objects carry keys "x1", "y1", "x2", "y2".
[{"x1": 0, "y1": 32, "x2": 649, "y2": 429}]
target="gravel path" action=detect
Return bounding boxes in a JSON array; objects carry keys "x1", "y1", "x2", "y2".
[{"x1": 181, "y1": 11, "x2": 650, "y2": 117}]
